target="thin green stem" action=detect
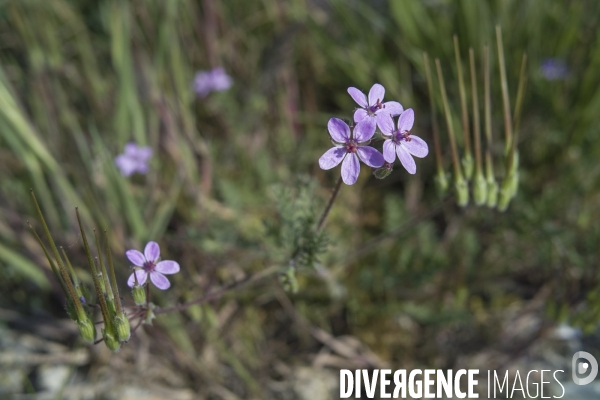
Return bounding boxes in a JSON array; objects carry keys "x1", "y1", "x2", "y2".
[
  {"x1": 155, "y1": 265, "x2": 281, "y2": 315},
  {"x1": 316, "y1": 176, "x2": 343, "y2": 232}
]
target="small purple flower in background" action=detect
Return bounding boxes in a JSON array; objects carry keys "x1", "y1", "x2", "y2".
[
  {"x1": 319, "y1": 118, "x2": 384, "y2": 185},
  {"x1": 114, "y1": 142, "x2": 153, "y2": 177},
  {"x1": 379, "y1": 109, "x2": 428, "y2": 174},
  {"x1": 126, "y1": 241, "x2": 180, "y2": 290},
  {"x1": 348, "y1": 83, "x2": 403, "y2": 129},
  {"x1": 540, "y1": 58, "x2": 568, "y2": 81},
  {"x1": 193, "y1": 67, "x2": 233, "y2": 97}
]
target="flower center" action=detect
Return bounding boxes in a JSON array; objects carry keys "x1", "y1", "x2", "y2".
[
  {"x1": 143, "y1": 260, "x2": 156, "y2": 272},
  {"x1": 394, "y1": 130, "x2": 412, "y2": 143},
  {"x1": 368, "y1": 98, "x2": 385, "y2": 115},
  {"x1": 345, "y1": 140, "x2": 358, "y2": 153}
]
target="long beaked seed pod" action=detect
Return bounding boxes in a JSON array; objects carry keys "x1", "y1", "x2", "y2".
[
  {"x1": 104, "y1": 230, "x2": 130, "y2": 342},
  {"x1": 436, "y1": 59, "x2": 468, "y2": 207},
  {"x1": 75, "y1": 208, "x2": 120, "y2": 352},
  {"x1": 469, "y1": 48, "x2": 487, "y2": 206},
  {"x1": 423, "y1": 52, "x2": 449, "y2": 197},
  {"x1": 454, "y1": 35, "x2": 473, "y2": 180},
  {"x1": 483, "y1": 46, "x2": 498, "y2": 208}
]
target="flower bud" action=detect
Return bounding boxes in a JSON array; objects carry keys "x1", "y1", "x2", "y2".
[
  {"x1": 102, "y1": 329, "x2": 121, "y2": 352},
  {"x1": 473, "y1": 173, "x2": 487, "y2": 206},
  {"x1": 373, "y1": 163, "x2": 393, "y2": 180},
  {"x1": 132, "y1": 284, "x2": 146, "y2": 306},
  {"x1": 114, "y1": 315, "x2": 131, "y2": 342},
  {"x1": 454, "y1": 177, "x2": 469, "y2": 207},
  {"x1": 77, "y1": 315, "x2": 96, "y2": 344}
]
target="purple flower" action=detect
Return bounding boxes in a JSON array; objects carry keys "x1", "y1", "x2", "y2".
[
  {"x1": 348, "y1": 83, "x2": 403, "y2": 129},
  {"x1": 114, "y1": 143, "x2": 153, "y2": 177},
  {"x1": 540, "y1": 58, "x2": 568, "y2": 81},
  {"x1": 193, "y1": 67, "x2": 233, "y2": 97},
  {"x1": 126, "y1": 241, "x2": 180, "y2": 290},
  {"x1": 319, "y1": 118, "x2": 384, "y2": 185},
  {"x1": 379, "y1": 109, "x2": 428, "y2": 174}
]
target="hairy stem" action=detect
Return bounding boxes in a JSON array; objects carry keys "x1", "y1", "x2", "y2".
[{"x1": 316, "y1": 176, "x2": 343, "y2": 232}]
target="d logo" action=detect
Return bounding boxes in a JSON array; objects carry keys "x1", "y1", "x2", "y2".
[{"x1": 572, "y1": 351, "x2": 598, "y2": 385}]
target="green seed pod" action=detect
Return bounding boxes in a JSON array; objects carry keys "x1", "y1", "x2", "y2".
[
  {"x1": 434, "y1": 172, "x2": 449, "y2": 197},
  {"x1": 132, "y1": 284, "x2": 146, "y2": 306},
  {"x1": 486, "y1": 178, "x2": 498, "y2": 208},
  {"x1": 473, "y1": 173, "x2": 488, "y2": 206},
  {"x1": 102, "y1": 329, "x2": 121, "y2": 352},
  {"x1": 66, "y1": 299, "x2": 78, "y2": 322},
  {"x1": 114, "y1": 315, "x2": 131, "y2": 342},
  {"x1": 106, "y1": 297, "x2": 117, "y2": 319},
  {"x1": 373, "y1": 163, "x2": 393, "y2": 180},
  {"x1": 461, "y1": 154, "x2": 474, "y2": 181},
  {"x1": 454, "y1": 177, "x2": 469, "y2": 207},
  {"x1": 497, "y1": 178, "x2": 513, "y2": 212},
  {"x1": 77, "y1": 314, "x2": 96, "y2": 344}
]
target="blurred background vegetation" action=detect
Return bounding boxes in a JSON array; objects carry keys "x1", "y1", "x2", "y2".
[{"x1": 1, "y1": 0, "x2": 600, "y2": 398}]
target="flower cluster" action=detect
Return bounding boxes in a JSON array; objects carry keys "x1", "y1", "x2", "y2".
[
  {"x1": 114, "y1": 142, "x2": 153, "y2": 177},
  {"x1": 193, "y1": 67, "x2": 233, "y2": 97},
  {"x1": 319, "y1": 84, "x2": 428, "y2": 185}
]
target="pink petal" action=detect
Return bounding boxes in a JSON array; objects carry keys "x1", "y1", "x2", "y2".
[
  {"x1": 327, "y1": 118, "x2": 350, "y2": 142},
  {"x1": 397, "y1": 145, "x2": 416, "y2": 174},
  {"x1": 398, "y1": 108, "x2": 415, "y2": 133},
  {"x1": 368, "y1": 83, "x2": 385, "y2": 106},
  {"x1": 155, "y1": 260, "x2": 180, "y2": 275},
  {"x1": 150, "y1": 272, "x2": 171, "y2": 290},
  {"x1": 126, "y1": 250, "x2": 145, "y2": 266},
  {"x1": 403, "y1": 135, "x2": 429, "y2": 158},
  {"x1": 114, "y1": 155, "x2": 137, "y2": 177},
  {"x1": 144, "y1": 241, "x2": 160, "y2": 262},
  {"x1": 353, "y1": 118, "x2": 376, "y2": 142},
  {"x1": 136, "y1": 146, "x2": 153, "y2": 161},
  {"x1": 347, "y1": 87, "x2": 368, "y2": 108},
  {"x1": 357, "y1": 146, "x2": 384, "y2": 168},
  {"x1": 377, "y1": 113, "x2": 395, "y2": 136},
  {"x1": 319, "y1": 147, "x2": 346, "y2": 170},
  {"x1": 383, "y1": 140, "x2": 396, "y2": 163},
  {"x1": 127, "y1": 270, "x2": 148, "y2": 287},
  {"x1": 381, "y1": 101, "x2": 403, "y2": 116},
  {"x1": 353, "y1": 108, "x2": 368, "y2": 123},
  {"x1": 341, "y1": 153, "x2": 360, "y2": 185}
]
